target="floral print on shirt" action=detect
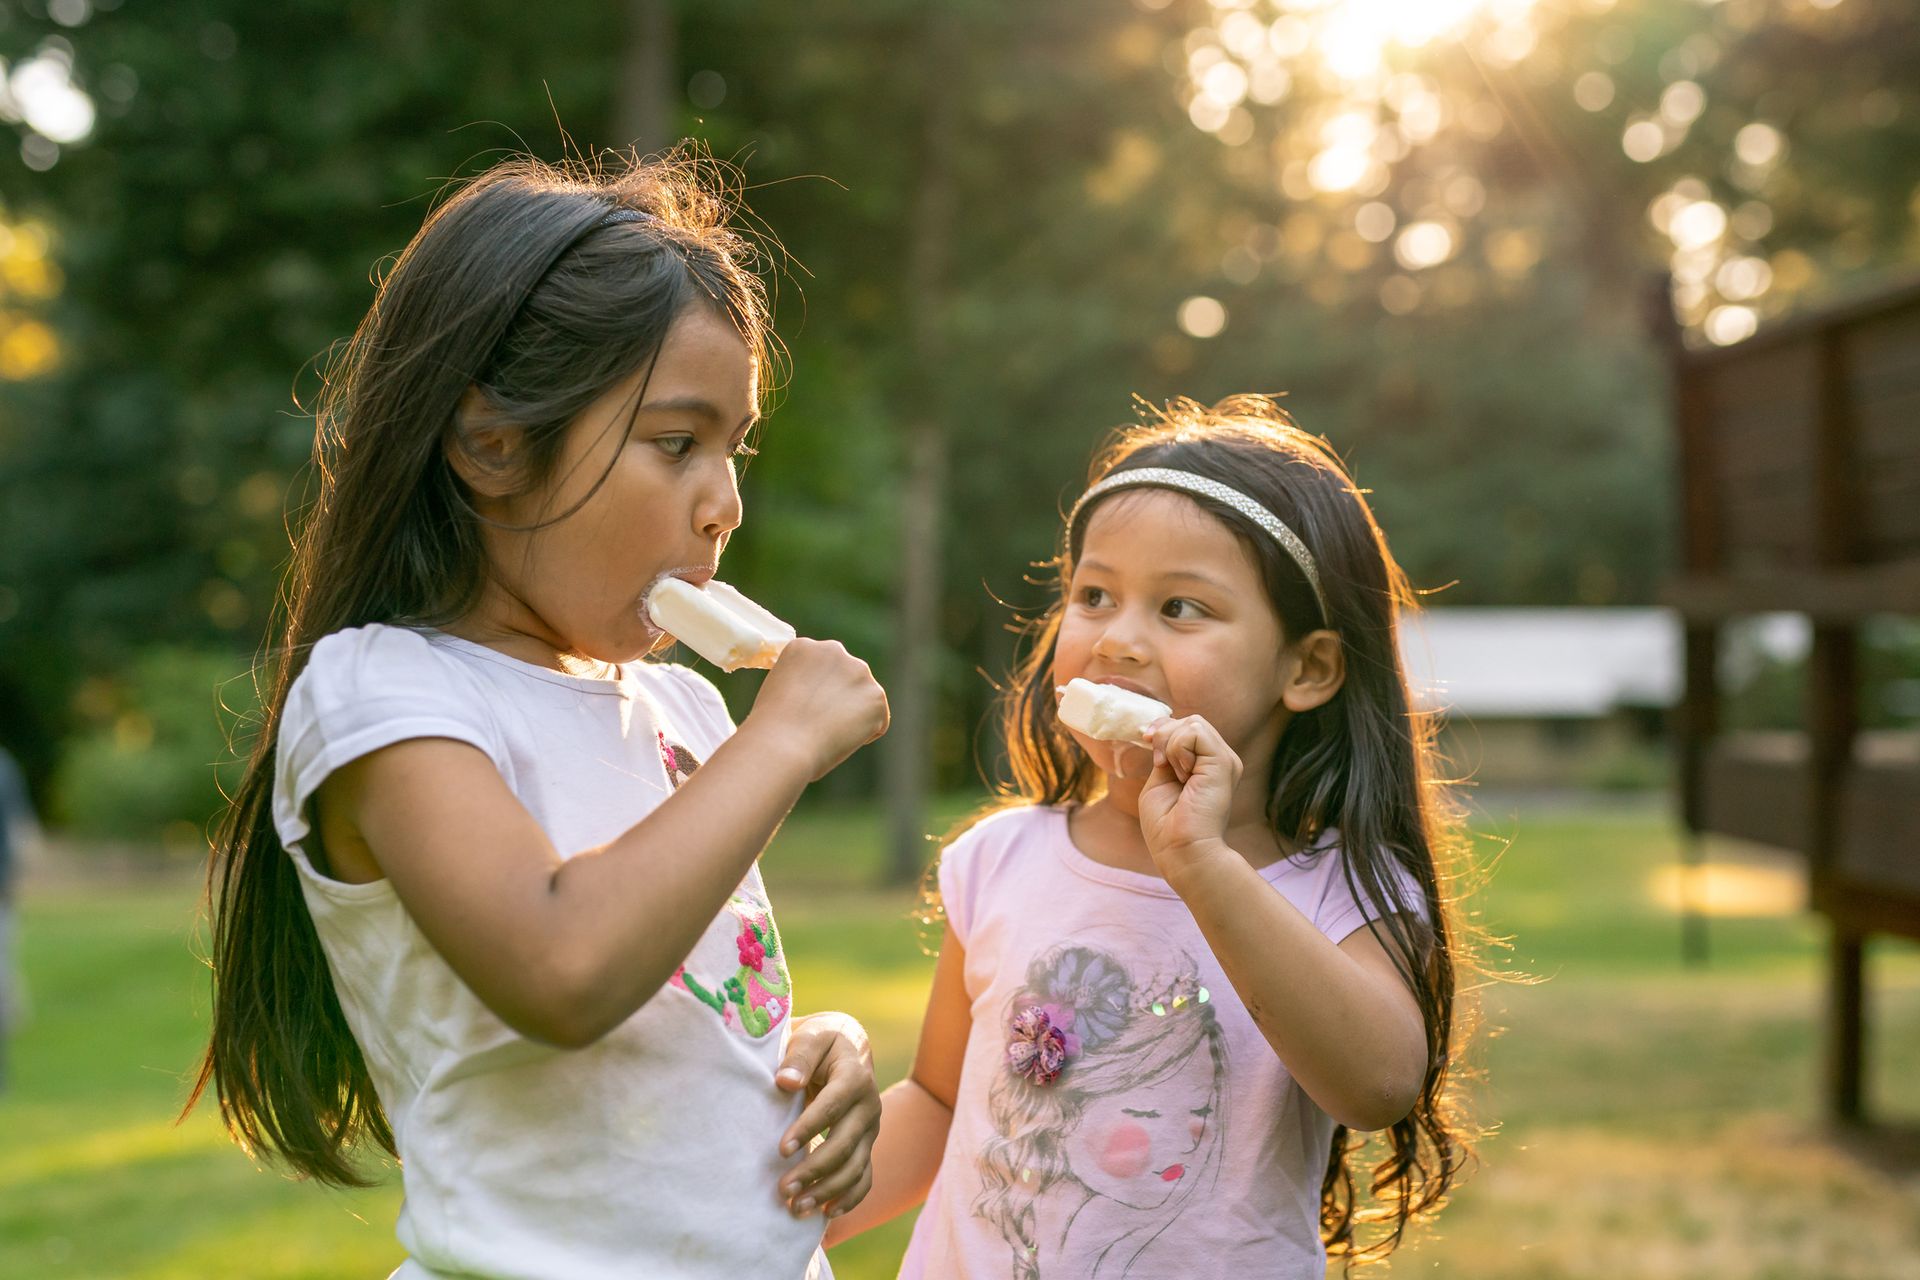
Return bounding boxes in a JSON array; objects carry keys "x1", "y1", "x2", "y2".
[{"x1": 658, "y1": 731, "x2": 794, "y2": 1040}]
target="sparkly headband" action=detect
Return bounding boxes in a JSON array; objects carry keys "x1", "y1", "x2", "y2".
[
  {"x1": 1068, "y1": 466, "x2": 1331, "y2": 623},
  {"x1": 600, "y1": 207, "x2": 653, "y2": 227}
]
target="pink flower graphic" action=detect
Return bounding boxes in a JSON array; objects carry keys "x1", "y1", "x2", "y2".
[
  {"x1": 736, "y1": 926, "x2": 767, "y2": 971},
  {"x1": 1006, "y1": 1004, "x2": 1072, "y2": 1085},
  {"x1": 1037, "y1": 1003, "x2": 1083, "y2": 1058}
]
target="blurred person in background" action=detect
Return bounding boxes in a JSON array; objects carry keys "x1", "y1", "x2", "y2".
[{"x1": 0, "y1": 743, "x2": 39, "y2": 1094}]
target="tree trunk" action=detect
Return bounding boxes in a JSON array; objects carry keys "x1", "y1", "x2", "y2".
[
  {"x1": 613, "y1": 0, "x2": 676, "y2": 154},
  {"x1": 882, "y1": 6, "x2": 960, "y2": 886}
]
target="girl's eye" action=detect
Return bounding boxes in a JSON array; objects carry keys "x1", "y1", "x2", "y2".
[
  {"x1": 656, "y1": 435, "x2": 695, "y2": 459},
  {"x1": 1078, "y1": 586, "x2": 1110, "y2": 607},
  {"x1": 1163, "y1": 598, "x2": 1205, "y2": 620}
]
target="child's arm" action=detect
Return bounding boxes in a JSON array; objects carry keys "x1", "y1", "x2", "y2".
[
  {"x1": 314, "y1": 638, "x2": 887, "y2": 1048},
  {"x1": 1141, "y1": 717, "x2": 1430, "y2": 1133},
  {"x1": 823, "y1": 926, "x2": 970, "y2": 1244}
]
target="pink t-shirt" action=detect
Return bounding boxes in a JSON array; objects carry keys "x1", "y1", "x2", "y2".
[{"x1": 900, "y1": 804, "x2": 1424, "y2": 1280}]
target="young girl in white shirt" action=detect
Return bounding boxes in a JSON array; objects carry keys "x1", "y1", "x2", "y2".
[{"x1": 187, "y1": 151, "x2": 887, "y2": 1279}]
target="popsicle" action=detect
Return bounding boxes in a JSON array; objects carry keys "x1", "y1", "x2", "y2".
[
  {"x1": 646, "y1": 578, "x2": 796, "y2": 671},
  {"x1": 1056, "y1": 678, "x2": 1171, "y2": 744}
]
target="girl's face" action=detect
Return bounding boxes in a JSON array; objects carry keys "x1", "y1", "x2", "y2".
[
  {"x1": 467, "y1": 304, "x2": 758, "y2": 666},
  {"x1": 1064, "y1": 1069, "x2": 1214, "y2": 1209},
  {"x1": 1054, "y1": 489, "x2": 1290, "y2": 778}
]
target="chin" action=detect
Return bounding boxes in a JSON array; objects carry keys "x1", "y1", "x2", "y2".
[
  {"x1": 618, "y1": 624, "x2": 680, "y2": 663},
  {"x1": 578, "y1": 625, "x2": 662, "y2": 668}
]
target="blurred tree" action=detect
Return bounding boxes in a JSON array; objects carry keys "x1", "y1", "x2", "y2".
[
  {"x1": 0, "y1": 0, "x2": 1913, "y2": 863},
  {"x1": 613, "y1": 0, "x2": 676, "y2": 154},
  {"x1": 0, "y1": 1, "x2": 633, "y2": 810},
  {"x1": 1154, "y1": 0, "x2": 1920, "y2": 606}
]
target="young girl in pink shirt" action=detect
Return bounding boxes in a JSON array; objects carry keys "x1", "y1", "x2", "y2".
[{"x1": 835, "y1": 396, "x2": 1476, "y2": 1277}]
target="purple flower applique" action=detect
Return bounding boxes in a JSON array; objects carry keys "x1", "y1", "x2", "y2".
[{"x1": 1006, "y1": 1003, "x2": 1080, "y2": 1086}]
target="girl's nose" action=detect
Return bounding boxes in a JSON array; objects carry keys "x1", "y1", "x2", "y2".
[
  {"x1": 1090, "y1": 609, "x2": 1150, "y2": 665},
  {"x1": 697, "y1": 458, "x2": 744, "y2": 540}
]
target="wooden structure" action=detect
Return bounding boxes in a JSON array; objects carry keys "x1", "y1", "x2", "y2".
[{"x1": 1660, "y1": 273, "x2": 1920, "y2": 1125}]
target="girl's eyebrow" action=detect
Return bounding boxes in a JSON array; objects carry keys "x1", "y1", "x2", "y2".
[
  {"x1": 1161, "y1": 568, "x2": 1230, "y2": 592},
  {"x1": 1076, "y1": 558, "x2": 1230, "y2": 593},
  {"x1": 638, "y1": 395, "x2": 758, "y2": 433}
]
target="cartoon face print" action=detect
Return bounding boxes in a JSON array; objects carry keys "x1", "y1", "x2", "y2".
[
  {"x1": 1062, "y1": 1069, "x2": 1215, "y2": 1211},
  {"x1": 973, "y1": 942, "x2": 1230, "y2": 1276}
]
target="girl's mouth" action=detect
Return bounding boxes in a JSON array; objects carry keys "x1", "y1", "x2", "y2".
[
  {"x1": 638, "y1": 566, "x2": 718, "y2": 618},
  {"x1": 1157, "y1": 1164, "x2": 1184, "y2": 1182},
  {"x1": 1090, "y1": 675, "x2": 1158, "y2": 700}
]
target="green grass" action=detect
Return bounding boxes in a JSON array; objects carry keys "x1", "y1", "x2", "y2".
[{"x1": 3, "y1": 796, "x2": 1918, "y2": 1278}]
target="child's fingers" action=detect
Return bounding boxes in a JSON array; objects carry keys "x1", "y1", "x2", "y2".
[
  {"x1": 781, "y1": 1053, "x2": 880, "y2": 1167},
  {"x1": 787, "y1": 1131, "x2": 875, "y2": 1217},
  {"x1": 780, "y1": 1054, "x2": 874, "y2": 1155},
  {"x1": 774, "y1": 1031, "x2": 830, "y2": 1100},
  {"x1": 778, "y1": 1082, "x2": 826, "y2": 1158},
  {"x1": 780, "y1": 1119, "x2": 872, "y2": 1209},
  {"x1": 820, "y1": 1162, "x2": 875, "y2": 1220},
  {"x1": 798, "y1": 1134, "x2": 876, "y2": 1218},
  {"x1": 1170, "y1": 734, "x2": 1196, "y2": 782},
  {"x1": 1159, "y1": 718, "x2": 1203, "y2": 782}
]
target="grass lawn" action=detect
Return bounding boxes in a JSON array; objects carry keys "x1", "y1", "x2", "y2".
[{"x1": 3, "y1": 794, "x2": 1918, "y2": 1278}]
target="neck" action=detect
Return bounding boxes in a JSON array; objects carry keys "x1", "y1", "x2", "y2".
[
  {"x1": 1080, "y1": 728, "x2": 1293, "y2": 871},
  {"x1": 442, "y1": 579, "x2": 611, "y2": 678},
  {"x1": 1087, "y1": 784, "x2": 1290, "y2": 870}
]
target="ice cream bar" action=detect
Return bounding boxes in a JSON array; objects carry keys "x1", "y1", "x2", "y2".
[
  {"x1": 1056, "y1": 678, "x2": 1170, "y2": 743},
  {"x1": 646, "y1": 578, "x2": 796, "y2": 671}
]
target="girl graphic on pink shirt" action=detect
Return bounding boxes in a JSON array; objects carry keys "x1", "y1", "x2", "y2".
[{"x1": 976, "y1": 944, "x2": 1230, "y2": 1278}]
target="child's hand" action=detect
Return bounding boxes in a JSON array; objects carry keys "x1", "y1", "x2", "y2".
[
  {"x1": 748, "y1": 639, "x2": 890, "y2": 780},
  {"x1": 1138, "y1": 715, "x2": 1242, "y2": 877},
  {"x1": 774, "y1": 1011, "x2": 881, "y2": 1220}
]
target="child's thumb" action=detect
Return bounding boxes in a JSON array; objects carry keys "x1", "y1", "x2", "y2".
[{"x1": 775, "y1": 1037, "x2": 824, "y2": 1092}]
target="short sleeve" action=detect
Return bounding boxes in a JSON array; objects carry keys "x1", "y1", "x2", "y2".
[
  {"x1": 935, "y1": 807, "x2": 1041, "y2": 948},
  {"x1": 935, "y1": 827, "x2": 984, "y2": 947},
  {"x1": 1303, "y1": 835, "x2": 1433, "y2": 946},
  {"x1": 273, "y1": 625, "x2": 504, "y2": 860}
]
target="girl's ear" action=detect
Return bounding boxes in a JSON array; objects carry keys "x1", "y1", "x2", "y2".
[
  {"x1": 1281, "y1": 630, "x2": 1345, "y2": 713},
  {"x1": 444, "y1": 386, "x2": 523, "y2": 499}
]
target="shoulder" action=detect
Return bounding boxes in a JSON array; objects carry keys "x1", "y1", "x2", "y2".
[
  {"x1": 282, "y1": 625, "x2": 498, "y2": 756},
  {"x1": 297, "y1": 624, "x2": 474, "y2": 699},
  {"x1": 936, "y1": 803, "x2": 1059, "y2": 941},
  {"x1": 1276, "y1": 827, "x2": 1432, "y2": 942},
  {"x1": 274, "y1": 625, "x2": 503, "y2": 857},
  {"x1": 944, "y1": 803, "x2": 1057, "y2": 861}
]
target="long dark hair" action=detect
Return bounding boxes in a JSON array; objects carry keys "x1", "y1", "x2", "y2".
[
  {"x1": 974, "y1": 394, "x2": 1479, "y2": 1264},
  {"x1": 183, "y1": 149, "x2": 774, "y2": 1185}
]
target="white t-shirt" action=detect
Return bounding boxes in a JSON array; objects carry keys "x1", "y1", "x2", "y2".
[
  {"x1": 902, "y1": 804, "x2": 1427, "y2": 1280},
  {"x1": 273, "y1": 624, "x2": 831, "y2": 1280}
]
